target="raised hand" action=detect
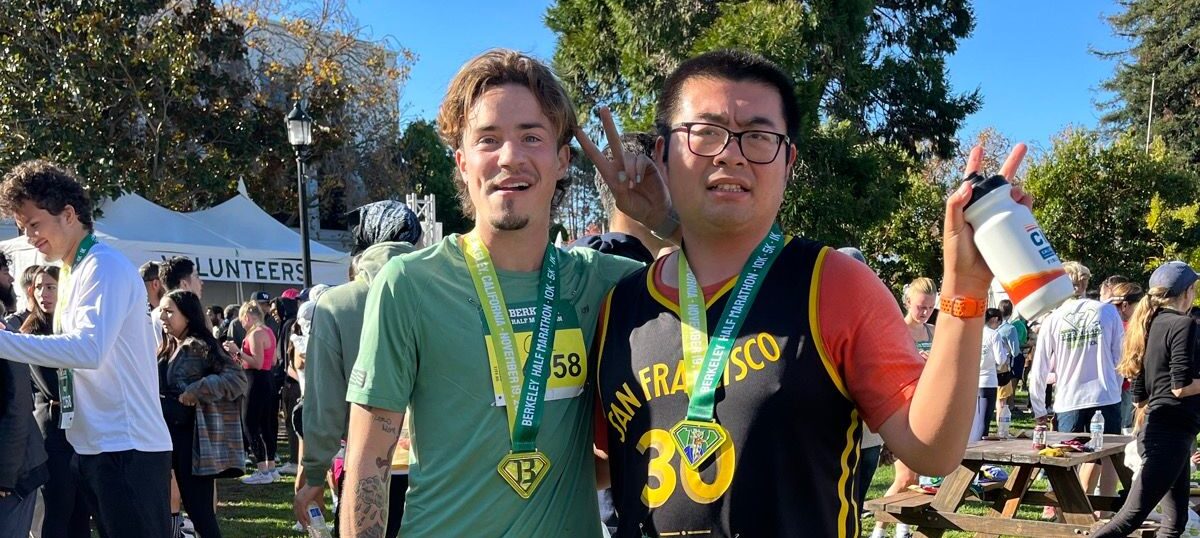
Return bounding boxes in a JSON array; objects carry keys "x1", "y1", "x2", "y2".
[
  {"x1": 942, "y1": 143, "x2": 1032, "y2": 296},
  {"x1": 574, "y1": 107, "x2": 674, "y2": 238}
]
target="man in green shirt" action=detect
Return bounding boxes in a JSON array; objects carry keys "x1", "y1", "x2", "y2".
[{"x1": 342, "y1": 49, "x2": 670, "y2": 537}]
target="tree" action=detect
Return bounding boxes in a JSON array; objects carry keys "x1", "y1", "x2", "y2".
[
  {"x1": 860, "y1": 168, "x2": 948, "y2": 294},
  {"x1": 546, "y1": 0, "x2": 979, "y2": 159},
  {"x1": 223, "y1": 0, "x2": 416, "y2": 227},
  {"x1": 547, "y1": 0, "x2": 980, "y2": 264},
  {"x1": 396, "y1": 120, "x2": 471, "y2": 234},
  {"x1": 0, "y1": 0, "x2": 260, "y2": 210},
  {"x1": 1024, "y1": 129, "x2": 1200, "y2": 281},
  {"x1": 556, "y1": 156, "x2": 605, "y2": 240},
  {"x1": 779, "y1": 121, "x2": 909, "y2": 249},
  {"x1": 1097, "y1": 0, "x2": 1200, "y2": 165}
]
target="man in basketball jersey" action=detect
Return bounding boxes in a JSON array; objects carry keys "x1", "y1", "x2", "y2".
[{"x1": 584, "y1": 50, "x2": 1032, "y2": 537}]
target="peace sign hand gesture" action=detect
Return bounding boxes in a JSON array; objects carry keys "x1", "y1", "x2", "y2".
[
  {"x1": 575, "y1": 107, "x2": 676, "y2": 241},
  {"x1": 942, "y1": 143, "x2": 1033, "y2": 297}
]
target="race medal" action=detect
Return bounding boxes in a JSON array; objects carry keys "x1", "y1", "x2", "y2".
[
  {"x1": 53, "y1": 234, "x2": 98, "y2": 430},
  {"x1": 463, "y1": 234, "x2": 559, "y2": 499},
  {"x1": 670, "y1": 419, "x2": 730, "y2": 471},
  {"x1": 670, "y1": 225, "x2": 785, "y2": 469},
  {"x1": 497, "y1": 451, "x2": 552, "y2": 499}
]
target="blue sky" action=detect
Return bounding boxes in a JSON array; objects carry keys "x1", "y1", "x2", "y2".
[{"x1": 350, "y1": 1, "x2": 1132, "y2": 152}]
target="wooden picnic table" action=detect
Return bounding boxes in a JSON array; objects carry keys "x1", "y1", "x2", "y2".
[{"x1": 867, "y1": 433, "x2": 1149, "y2": 537}]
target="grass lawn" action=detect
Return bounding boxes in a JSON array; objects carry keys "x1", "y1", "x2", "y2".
[
  {"x1": 215, "y1": 474, "x2": 312, "y2": 538},
  {"x1": 860, "y1": 397, "x2": 1053, "y2": 538},
  {"x1": 204, "y1": 437, "x2": 337, "y2": 538},
  {"x1": 210, "y1": 399, "x2": 1052, "y2": 537},
  {"x1": 179, "y1": 390, "x2": 1180, "y2": 537}
]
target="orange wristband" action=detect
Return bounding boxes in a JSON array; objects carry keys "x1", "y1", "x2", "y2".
[{"x1": 939, "y1": 295, "x2": 987, "y2": 318}]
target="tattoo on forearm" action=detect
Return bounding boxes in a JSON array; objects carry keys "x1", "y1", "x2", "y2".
[
  {"x1": 353, "y1": 474, "x2": 388, "y2": 538},
  {"x1": 373, "y1": 414, "x2": 398, "y2": 435}
]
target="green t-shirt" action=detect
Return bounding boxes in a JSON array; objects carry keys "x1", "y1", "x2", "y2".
[
  {"x1": 346, "y1": 234, "x2": 641, "y2": 537},
  {"x1": 1012, "y1": 318, "x2": 1029, "y2": 349}
]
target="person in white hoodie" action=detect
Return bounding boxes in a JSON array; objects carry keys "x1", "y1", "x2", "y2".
[{"x1": 1029, "y1": 261, "x2": 1124, "y2": 497}]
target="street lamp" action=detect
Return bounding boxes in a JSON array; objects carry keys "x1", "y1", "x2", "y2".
[{"x1": 287, "y1": 101, "x2": 314, "y2": 288}]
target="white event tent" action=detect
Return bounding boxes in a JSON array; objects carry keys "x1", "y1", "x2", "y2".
[{"x1": 0, "y1": 192, "x2": 349, "y2": 307}]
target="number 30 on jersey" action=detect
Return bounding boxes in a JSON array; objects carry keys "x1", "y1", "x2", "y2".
[{"x1": 637, "y1": 428, "x2": 735, "y2": 507}]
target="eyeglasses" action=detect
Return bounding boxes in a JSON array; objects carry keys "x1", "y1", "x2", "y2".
[{"x1": 671, "y1": 122, "x2": 789, "y2": 164}]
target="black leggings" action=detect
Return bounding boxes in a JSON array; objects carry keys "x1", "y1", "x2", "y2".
[
  {"x1": 169, "y1": 418, "x2": 221, "y2": 538},
  {"x1": 244, "y1": 370, "x2": 278, "y2": 464},
  {"x1": 281, "y1": 379, "x2": 301, "y2": 464},
  {"x1": 1093, "y1": 415, "x2": 1198, "y2": 538}
]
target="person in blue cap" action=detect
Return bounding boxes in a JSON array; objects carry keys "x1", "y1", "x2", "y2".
[{"x1": 1094, "y1": 260, "x2": 1200, "y2": 537}]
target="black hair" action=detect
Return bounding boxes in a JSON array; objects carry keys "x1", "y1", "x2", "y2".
[
  {"x1": 655, "y1": 50, "x2": 800, "y2": 154},
  {"x1": 0, "y1": 251, "x2": 8, "y2": 270},
  {"x1": 985, "y1": 308, "x2": 1003, "y2": 322},
  {"x1": 0, "y1": 160, "x2": 94, "y2": 231},
  {"x1": 271, "y1": 297, "x2": 298, "y2": 322},
  {"x1": 159, "y1": 256, "x2": 196, "y2": 292},
  {"x1": 158, "y1": 290, "x2": 228, "y2": 372},
  {"x1": 208, "y1": 305, "x2": 225, "y2": 319}
]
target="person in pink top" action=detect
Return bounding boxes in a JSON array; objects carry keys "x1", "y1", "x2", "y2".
[{"x1": 223, "y1": 301, "x2": 277, "y2": 485}]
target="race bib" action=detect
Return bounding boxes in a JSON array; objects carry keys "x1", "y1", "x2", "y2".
[{"x1": 482, "y1": 300, "x2": 587, "y2": 406}]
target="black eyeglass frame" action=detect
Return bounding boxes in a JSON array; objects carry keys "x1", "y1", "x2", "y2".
[{"x1": 670, "y1": 122, "x2": 791, "y2": 164}]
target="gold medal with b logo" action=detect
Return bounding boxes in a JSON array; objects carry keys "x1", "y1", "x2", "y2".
[
  {"x1": 497, "y1": 451, "x2": 551, "y2": 499},
  {"x1": 464, "y1": 235, "x2": 560, "y2": 499}
]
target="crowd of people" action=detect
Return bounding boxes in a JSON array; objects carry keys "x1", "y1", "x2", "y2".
[{"x1": 0, "y1": 46, "x2": 1196, "y2": 538}]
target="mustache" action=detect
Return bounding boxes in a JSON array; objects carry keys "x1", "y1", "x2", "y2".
[{"x1": 483, "y1": 174, "x2": 536, "y2": 192}]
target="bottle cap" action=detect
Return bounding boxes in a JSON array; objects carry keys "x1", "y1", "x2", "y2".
[{"x1": 963, "y1": 172, "x2": 1010, "y2": 210}]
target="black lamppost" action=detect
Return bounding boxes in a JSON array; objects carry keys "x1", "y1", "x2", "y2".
[{"x1": 286, "y1": 101, "x2": 314, "y2": 288}]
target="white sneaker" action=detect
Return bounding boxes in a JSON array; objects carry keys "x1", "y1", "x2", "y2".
[
  {"x1": 894, "y1": 523, "x2": 912, "y2": 538},
  {"x1": 279, "y1": 463, "x2": 299, "y2": 475},
  {"x1": 270, "y1": 469, "x2": 283, "y2": 482},
  {"x1": 869, "y1": 528, "x2": 885, "y2": 538},
  {"x1": 292, "y1": 522, "x2": 304, "y2": 532},
  {"x1": 241, "y1": 470, "x2": 273, "y2": 485}
]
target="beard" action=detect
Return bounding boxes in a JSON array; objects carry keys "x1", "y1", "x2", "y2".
[
  {"x1": 488, "y1": 199, "x2": 530, "y2": 231},
  {"x1": 0, "y1": 283, "x2": 16, "y2": 314},
  {"x1": 490, "y1": 214, "x2": 530, "y2": 231}
]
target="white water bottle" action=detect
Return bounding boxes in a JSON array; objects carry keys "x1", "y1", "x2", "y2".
[
  {"x1": 997, "y1": 405, "x2": 1011, "y2": 438},
  {"x1": 962, "y1": 173, "x2": 1074, "y2": 321},
  {"x1": 1090, "y1": 413, "x2": 1105, "y2": 450},
  {"x1": 306, "y1": 504, "x2": 333, "y2": 538}
]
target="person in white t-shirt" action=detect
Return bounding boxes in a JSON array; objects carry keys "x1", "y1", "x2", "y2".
[
  {"x1": 0, "y1": 160, "x2": 172, "y2": 537},
  {"x1": 972, "y1": 308, "x2": 1008, "y2": 440},
  {"x1": 1029, "y1": 261, "x2": 1124, "y2": 498}
]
